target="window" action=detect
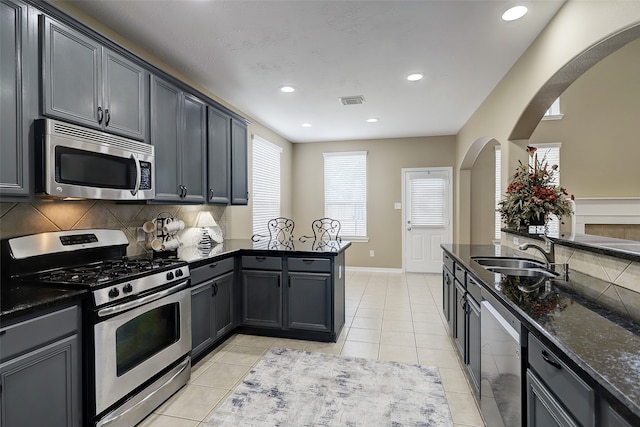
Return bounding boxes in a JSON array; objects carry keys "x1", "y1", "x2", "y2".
[
  {"x1": 252, "y1": 136, "x2": 282, "y2": 236},
  {"x1": 542, "y1": 98, "x2": 563, "y2": 120},
  {"x1": 324, "y1": 151, "x2": 367, "y2": 239},
  {"x1": 410, "y1": 175, "x2": 447, "y2": 227},
  {"x1": 495, "y1": 145, "x2": 502, "y2": 241},
  {"x1": 529, "y1": 143, "x2": 562, "y2": 237}
]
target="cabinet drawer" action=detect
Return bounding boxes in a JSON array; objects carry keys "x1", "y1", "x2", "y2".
[
  {"x1": 443, "y1": 252, "x2": 454, "y2": 273},
  {"x1": 242, "y1": 255, "x2": 282, "y2": 271},
  {"x1": 0, "y1": 305, "x2": 79, "y2": 361},
  {"x1": 454, "y1": 264, "x2": 466, "y2": 285},
  {"x1": 191, "y1": 257, "x2": 234, "y2": 284},
  {"x1": 528, "y1": 334, "x2": 595, "y2": 427},
  {"x1": 288, "y1": 257, "x2": 331, "y2": 273},
  {"x1": 467, "y1": 275, "x2": 482, "y2": 302}
]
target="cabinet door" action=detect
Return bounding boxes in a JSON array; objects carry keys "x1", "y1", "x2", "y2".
[
  {"x1": 241, "y1": 270, "x2": 282, "y2": 328},
  {"x1": 102, "y1": 48, "x2": 146, "y2": 140},
  {"x1": 467, "y1": 296, "x2": 481, "y2": 392},
  {"x1": 453, "y1": 280, "x2": 466, "y2": 360},
  {"x1": 207, "y1": 107, "x2": 231, "y2": 204},
  {"x1": 230, "y1": 118, "x2": 248, "y2": 205},
  {"x1": 442, "y1": 268, "x2": 452, "y2": 331},
  {"x1": 527, "y1": 370, "x2": 579, "y2": 427},
  {"x1": 150, "y1": 75, "x2": 182, "y2": 201},
  {"x1": 42, "y1": 15, "x2": 102, "y2": 129},
  {"x1": 191, "y1": 281, "x2": 214, "y2": 359},
  {"x1": 0, "y1": 335, "x2": 81, "y2": 427},
  {"x1": 181, "y1": 93, "x2": 207, "y2": 203},
  {"x1": 287, "y1": 272, "x2": 331, "y2": 332},
  {"x1": 0, "y1": 0, "x2": 32, "y2": 199},
  {"x1": 213, "y1": 271, "x2": 235, "y2": 339}
]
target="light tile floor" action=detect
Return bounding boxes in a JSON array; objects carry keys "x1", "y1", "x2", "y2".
[{"x1": 138, "y1": 271, "x2": 485, "y2": 427}]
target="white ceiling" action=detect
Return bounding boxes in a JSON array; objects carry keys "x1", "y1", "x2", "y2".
[{"x1": 63, "y1": 0, "x2": 565, "y2": 143}]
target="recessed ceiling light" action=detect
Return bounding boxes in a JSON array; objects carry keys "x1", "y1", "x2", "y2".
[
  {"x1": 280, "y1": 86, "x2": 295, "y2": 93},
  {"x1": 366, "y1": 118, "x2": 378, "y2": 123},
  {"x1": 406, "y1": 73, "x2": 423, "y2": 82},
  {"x1": 502, "y1": 6, "x2": 527, "y2": 21},
  {"x1": 301, "y1": 123, "x2": 312, "y2": 128}
]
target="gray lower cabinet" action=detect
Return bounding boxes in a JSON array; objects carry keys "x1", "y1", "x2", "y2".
[
  {"x1": 150, "y1": 75, "x2": 207, "y2": 203},
  {"x1": 0, "y1": 305, "x2": 82, "y2": 427},
  {"x1": 191, "y1": 270, "x2": 235, "y2": 359},
  {"x1": 287, "y1": 272, "x2": 331, "y2": 332},
  {"x1": 527, "y1": 370, "x2": 579, "y2": 427},
  {"x1": 442, "y1": 265, "x2": 454, "y2": 334},
  {"x1": 467, "y1": 295, "x2": 481, "y2": 391},
  {"x1": 230, "y1": 118, "x2": 248, "y2": 205},
  {"x1": 241, "y1": 270, "x2": 283, "y2": 328},
  {"x1": 1, "y1": 0, "x2": 35, "y2": 200},
  {"x1": 453, "y1": 279, "x2": 466, "y2": 357},
  {"x1": 41, "y1": 16, "x2": 146, "y2": 140},
  {"x1": 601, "y1": 402, "x2": 633, "y2": 427}
]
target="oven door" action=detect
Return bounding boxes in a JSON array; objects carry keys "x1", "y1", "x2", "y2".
[{"x1": 93, "y1": 281, "x2": 191, "y2": 415}]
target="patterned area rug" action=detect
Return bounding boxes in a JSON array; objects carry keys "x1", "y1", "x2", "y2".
[{"x1": 204, "y1": 347, "x2": 454, "y2": 426}]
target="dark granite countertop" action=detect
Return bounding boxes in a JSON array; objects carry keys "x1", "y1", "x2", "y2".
[
  {"x1": 0, "y1": 281, "x2": 86, "y2": 326},
  {"x1": 177, "y1": 239, "x2": 351, "y2": 268},
  {"x1": 442, "y1": 244, "x2": 640, "y2": 422}
]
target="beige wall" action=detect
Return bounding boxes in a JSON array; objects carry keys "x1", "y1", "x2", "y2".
[
  {"x1": 460, "y1": 1, "x2": 640, "y2": 244},
  {"x1": 292, "y1": 136, "x2": 456, "y2": 269},
  {"x1": 529, "y1": 37, "x2": 640, "y2": 198},
  {"x1": 470, "y1": 141, "x2": 498, "y2": 245}
]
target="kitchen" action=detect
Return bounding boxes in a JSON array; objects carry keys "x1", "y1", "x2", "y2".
[{"x1": 1, "y1": 0, "x2": 640, "y2": 426}]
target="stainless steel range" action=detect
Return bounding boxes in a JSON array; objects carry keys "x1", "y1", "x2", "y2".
[{"x1": 4, "y1": 229, "x2": 192, "y2": 427}]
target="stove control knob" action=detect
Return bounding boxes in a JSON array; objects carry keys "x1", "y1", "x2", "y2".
[
  {"x1": 166, "y1": 271, "x2": 175, "y2": 281},
  {"x1": 175, "y1": 269, "x2": 183, "y2": 277},
  {"x1": 108, "y1": 287, "x2": 120, "y2": 298},
  {"x1": 123, "y1": 283, "x2": 133, "y2": 294}
]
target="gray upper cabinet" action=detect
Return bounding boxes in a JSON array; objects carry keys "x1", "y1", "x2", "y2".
[
  {"x1": 230, "y1": 118, "x2": 248, "y2": 205},
  {"x1": 1, "y1": 0, "x2": 35, "y2": 200},
  {"x1": 150, "y1": 75, "x2": 206, "y2": 203},
  {"x1": 42, "y1": 16, "x2": 146, "y2": 141},
  {"x1": 207, "y1": 107, "x2": 231, "y2": 204}
]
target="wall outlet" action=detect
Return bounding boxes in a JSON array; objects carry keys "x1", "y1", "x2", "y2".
[
  {"x1": 513, "y1": 237, "x2": 520, "y2": 246},
  {"x1": 394, "y1": 202, "x2": 401, "y2": 210},
  {"x1": 369, "y1": 250, "x2": 375, "y2": 257}
]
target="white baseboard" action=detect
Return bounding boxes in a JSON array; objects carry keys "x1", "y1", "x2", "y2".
[{"x1": 345, "y1": 266, "x2": 404, "y2": 274}]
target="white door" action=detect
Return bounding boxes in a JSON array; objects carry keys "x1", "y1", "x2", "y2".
[{"x1": 403, "y1": 168, "x2": 452, "y2": 273}]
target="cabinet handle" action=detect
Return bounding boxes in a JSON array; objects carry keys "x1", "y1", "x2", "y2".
[
  {"x1": 541, "y1": 350, "x2": 562, "y2": 369},
  {"x1": 183, "y1": 186, "x2": 188, "y2": 197},
  {"x1": 97, "y1": 106, "x2": 104, "y2": 124},
  {"x1": 213, "y1": 283, "x2": 218, "y2": 296},
  {"x1": 255, "y1": 256, "x2": 266, "y2": 261},
  {"x1": 105, "y1": 108, "x2": 111, "y2": 126},
  {"x1": 302, "y1": 259, "x2": 315, "y2": 263},
  {"x1": 277, "y1": 277, "x2": 280, "y2": 287},
  {"x1": 208, "y1": 263, "x2": 218, "y2": 269},
  {"x1": 209, "y1": 189, "x2": 214, "y2": 199},
  {"x1": 288, "y1": 276, "x2": 291, "y2": 288}
]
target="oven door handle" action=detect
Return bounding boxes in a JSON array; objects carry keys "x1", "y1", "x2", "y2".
[
  {"x1": 130, "y1": 154, "x2": 141, "y2": 197},
  {"x1": 97, "y1": 281, "x2": 188, "y2": 318}
]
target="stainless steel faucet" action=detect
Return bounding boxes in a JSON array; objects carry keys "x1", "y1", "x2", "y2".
[
  {"x1": 519, "y1": 235, "x2": 554, "y2": 268},
  {"x1": 519, "y1": 236, "x2": 569, "y2": 280}
]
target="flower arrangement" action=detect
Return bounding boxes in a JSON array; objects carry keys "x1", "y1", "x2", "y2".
[{"x1": 498, "y1": 146, "x2": 573, "y2": 230}]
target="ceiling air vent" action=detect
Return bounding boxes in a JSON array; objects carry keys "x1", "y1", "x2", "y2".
[{"x1": 339, "y1": 95, "x2": 365, "y2": 106}]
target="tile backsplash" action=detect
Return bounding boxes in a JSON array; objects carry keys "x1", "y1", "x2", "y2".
[{"x1": 0, "y1": 200, "x2": 226, "y2": 257}]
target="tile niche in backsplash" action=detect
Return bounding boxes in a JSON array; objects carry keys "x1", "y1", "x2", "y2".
[{"x1": 0, "y1": 200, "x2": 227, "y2": 257}]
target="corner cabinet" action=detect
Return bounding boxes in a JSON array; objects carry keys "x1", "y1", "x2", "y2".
[
  {"x1": 230, "y1": 118, "x2": 248, "y2": 205},
  {"x1": 150, "y1": 75, "x2": 207, "y2": 203},
  {"x1": 190, "y1": 258, "x2": 236, "y2": 359},
  {"x1": 41, "y1": 16, "x2": 147, "y2": 141},
  {"x1": 0, "y1": 304, "x2": 82, "y2": 427},
  {"x1": 0, "y1": 0, "x2": 36, "y2": 200}
]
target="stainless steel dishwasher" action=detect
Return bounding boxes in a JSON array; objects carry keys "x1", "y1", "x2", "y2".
[{"x1": 481, "y1": 288, "x2": 522, "y2": 427}]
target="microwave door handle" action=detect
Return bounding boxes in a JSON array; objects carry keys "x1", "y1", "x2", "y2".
[{"x1": 131, "y1": 154, "x2": 141, "y2": 196}]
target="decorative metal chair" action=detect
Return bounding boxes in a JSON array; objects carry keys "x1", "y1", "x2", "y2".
[
  {"x1": 299, "y1": 218, "x2": 341, "y2": 243},
  {"x1": 251, "y1": 217, "x2": 296, "y2": 250}
]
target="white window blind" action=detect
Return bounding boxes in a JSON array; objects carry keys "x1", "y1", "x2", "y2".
[
  {"x1": 495, "y1": 146, "x2": 502, "y2": 240},
  {"x1": 410, "y1": 176, "x2": 447, "y2": 226},
  {"x1": 252, "y1": 136, "x2": 282, "y2": 237},
  {"x1": 543, "y1": 98, "x2": 563, "y2": 120},
  {"x1": 530, "y1": 143, "x2": 562, "y2": 237},
  {"x1": 324, "y1": 151, "x2": 367, "y2": 238}
]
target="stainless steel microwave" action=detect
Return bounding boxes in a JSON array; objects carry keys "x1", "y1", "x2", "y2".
[{"x1": 36, "y1": 119, "x2": 155, "y2": 200}]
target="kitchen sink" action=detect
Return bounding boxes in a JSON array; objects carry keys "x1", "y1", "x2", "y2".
[
  {"x1": 471, "y1": 256, "x2": 547, "y2": 269},
  {"x1": 471, "y1": 256, "x2": 559, "y2": 278}
]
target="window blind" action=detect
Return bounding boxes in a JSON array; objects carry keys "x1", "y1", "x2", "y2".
[
  {"x1": 495, "y1": 146, "x2": 502, "y2": 240},
  {"x1": 530, "y1": 143, "x2": 562, "y2": 237},
  {"x1": 410, "y1": 176, "x2": 446, "y2": 227},
  {"x1": 324, "y1": 151, "x2": 367, "y2": 237},
  {"x1": 252, "y1": 136, "x2": 282, "y2": 236}
]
